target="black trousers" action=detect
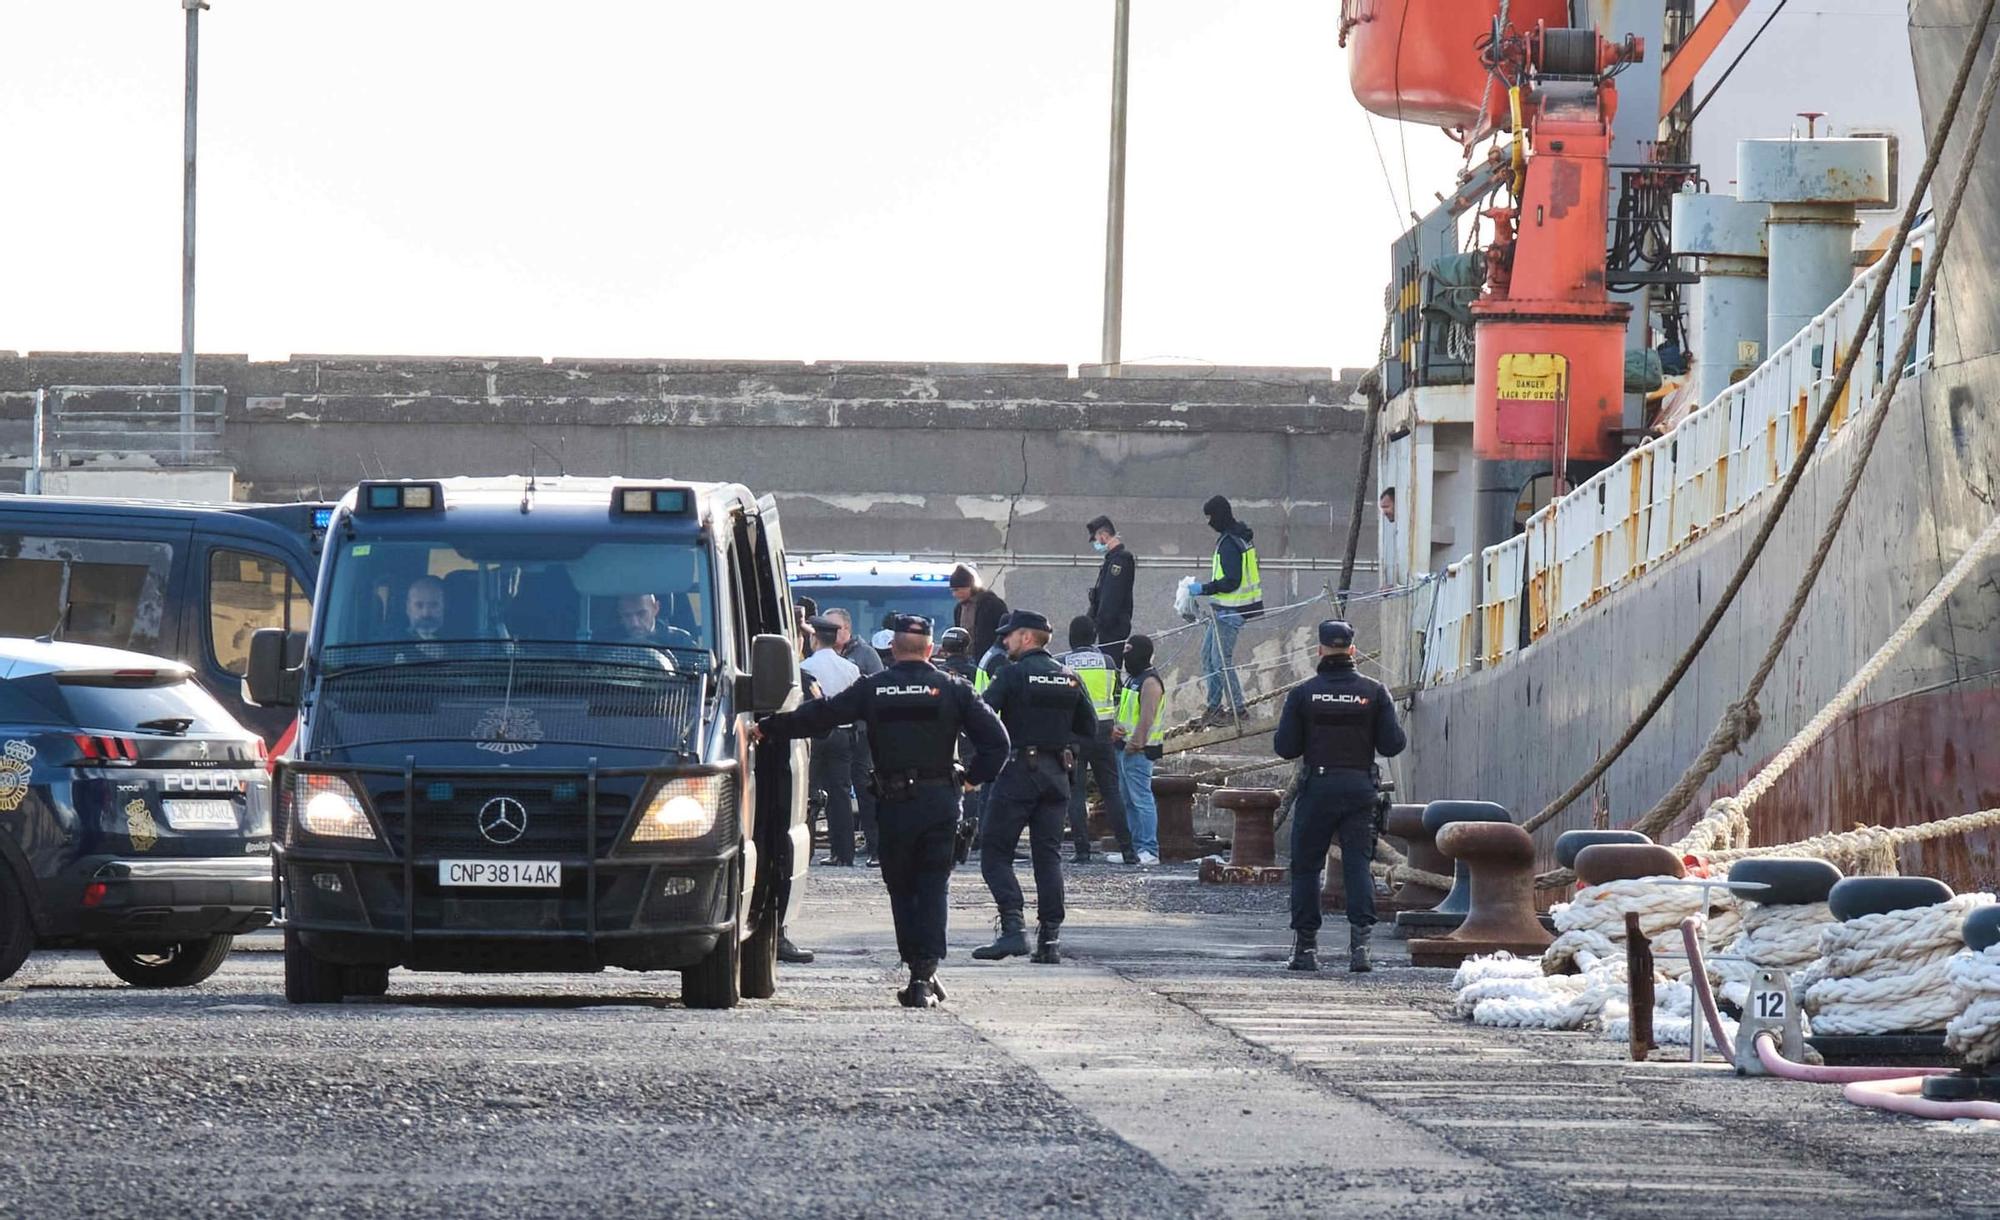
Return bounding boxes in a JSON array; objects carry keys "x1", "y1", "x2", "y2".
[
  {"x1": 850, "y1": 724, "x2": 879, "y2": 855},
  {"x1": 810, "y1": 727, "x2": 860, "y2": 863},
  {"x1": 980, "y1": 754, "x2": 1069, "y2": 925},
  {"x1": 1289, "y1": 771, "x2": 1379, "y2": 933},
  {"x1": 877, "y1": 783, "x2": 960, "y2": 965},
  {"x1": 1066, "y1": 721, "x2": 1132, "y2": 855}
]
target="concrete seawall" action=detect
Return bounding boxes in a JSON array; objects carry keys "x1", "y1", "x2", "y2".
[{"x1": 1, "y1": 351, "x2": 1376, "y2": 634}]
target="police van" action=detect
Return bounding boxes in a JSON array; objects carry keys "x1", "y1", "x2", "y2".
[
  {"x1": 0, "y1": 495, "x2": 330, "y2": 744},
  {"x1": 247, "y1": 477, "x2": 810, "y2": 1009},
  {"x1": 785, "y1": 554, "x2": 960, "y2": 641}
]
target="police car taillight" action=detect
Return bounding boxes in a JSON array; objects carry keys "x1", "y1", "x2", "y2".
[
  {"x1": 613, "y1": 486, "x2": 692, "y2": 516},
  {"x1": 73, "y1": 735, "x2": 139, "y2": 764},
  {"x1": 357, "y1": 481, "x2": 443, "y2": 513}
]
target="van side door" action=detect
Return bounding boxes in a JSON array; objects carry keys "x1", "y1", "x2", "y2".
[{"x1": 194, "y1": 538, "x2": 313, "y2": 743}]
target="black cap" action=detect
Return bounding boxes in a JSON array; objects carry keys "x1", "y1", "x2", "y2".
[
  {"x1": 807, "y1": 615, "x2": 841, "y2": 642},
  {"x1": 1004, "y1": 609, "x2": 1051, "y2": 635},
  {"x1": 1319, "y1": 619, "x2": 1355, "y2": 648},
  {"x1": 888, "y1": 613, "x2": 932, "y2": 637},
  {"x1": 949, "y1": 564, "x2": 978, "y2": 590},
  {"x1": 1085, "y1": 514, "x2": 1114, "y2": 538}
]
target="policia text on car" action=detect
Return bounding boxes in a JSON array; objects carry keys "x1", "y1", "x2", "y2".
[
  {"x1": 752, "y1": 614, "x2": 1008, "y2": 1008},
  {"x1": 1271, "y1": 619, "x2": 1406, "y2": 973}
]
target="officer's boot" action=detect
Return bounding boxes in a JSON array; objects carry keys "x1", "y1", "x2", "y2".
[
  {"x1": 1031, "y1": 921, "x2": 1062, "y2": 965},
  {"x1": 897, "y1": 960, "x2": 941, "y2": 1008},
  {"x1": 1348, "y1": 925, "x2": 1374, "y2": 974},
  {"x1": 972, "y1": 912, "x2": 1031, "y2": 960},
  {"x1": 1286, "y1": 930, "x2": 1319, "y2": 972}
]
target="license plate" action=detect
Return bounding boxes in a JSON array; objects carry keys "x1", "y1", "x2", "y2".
[
  {"x1": 438, "y1": 860, "x2": 561, "y2": 888},
  {"x1": 162, "y1": 799, "x2": 239, "y2": 830}
]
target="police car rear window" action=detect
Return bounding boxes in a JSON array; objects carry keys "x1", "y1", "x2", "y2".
[{"x1": 55, "y1": 680, "x2": 239, "y2": 736}]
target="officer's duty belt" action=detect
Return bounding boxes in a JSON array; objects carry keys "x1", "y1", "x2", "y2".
[{"x1": 1305, "y1": 764, "x2": 1371, "y2": 776}]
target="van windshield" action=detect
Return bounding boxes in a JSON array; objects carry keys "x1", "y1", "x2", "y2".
[
  {"x1": 794, "y1": 584, "x2": 957, "y2": 643},
  {"x1": 321, "y1": 536, "x2": 714, "y2": 663}
]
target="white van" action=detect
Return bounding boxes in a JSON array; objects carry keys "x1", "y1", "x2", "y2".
[{"x1": 785, "y1": 554, "x2": 961, "y2": 640}]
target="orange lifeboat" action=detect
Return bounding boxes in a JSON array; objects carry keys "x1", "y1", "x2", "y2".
[{"x1": 1342, "y1": 0, "x2": 1568, "y2": 133}]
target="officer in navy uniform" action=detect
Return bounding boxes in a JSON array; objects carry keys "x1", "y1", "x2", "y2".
[
  {"x1": 753, "y1": 614, "x2": 1009, "y2": 1007},
  {"x1": 1271, "y1": 620, "x2": 1407, "y2": 973},
  {"x1": 972, "y1": 610, "x2": 1098, "y2": 965}
]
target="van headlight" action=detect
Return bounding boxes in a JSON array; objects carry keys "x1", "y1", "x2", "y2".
[
  {"x1": 633, "y1": 775, "x2": 728, "y2": 843},
  {"x1": 288, "y1": 774, "x2": 377, "y2": 842}
]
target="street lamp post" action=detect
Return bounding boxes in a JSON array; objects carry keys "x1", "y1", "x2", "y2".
[
  {"x1": 180, "y1": 0, "x2": 208, "y2": 452},
  {"x1": 1099, "y1": 0, "x2": 1130, "y2": 373}
]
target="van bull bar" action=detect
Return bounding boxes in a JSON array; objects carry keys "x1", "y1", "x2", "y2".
[{"x1": 273, "y1": 757, "x2": 741, "y2": 970}]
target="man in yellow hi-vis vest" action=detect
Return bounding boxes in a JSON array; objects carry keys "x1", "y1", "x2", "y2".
[
  {"x1": 1056, "y1": 615, "x2": 1133, "y2": 865},
  {"x1": 1196, "y1": 495, "x2": 1263, "y2": 727}
]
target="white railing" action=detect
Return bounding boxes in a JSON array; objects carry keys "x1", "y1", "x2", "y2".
[
  {"x1": 1431, "y1": 220, "x2": 1936, "y2": 679},
  {"x1": 1423, "y1": 552, "x2": 1479, "y2": 685}
]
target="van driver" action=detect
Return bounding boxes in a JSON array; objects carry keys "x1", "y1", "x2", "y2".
[{"x1": 615, "y1": 593, "x2": 698, "y2": 649}]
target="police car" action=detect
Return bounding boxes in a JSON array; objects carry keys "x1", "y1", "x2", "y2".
[
  {"x1": 0, "y1": 639, "x2": 273, "y2": 988},
  {"x1": 785, "y1": 554, "x2": 959, "y2": 640}
]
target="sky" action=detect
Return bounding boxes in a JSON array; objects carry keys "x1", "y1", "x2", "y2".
[{"x1": 2, "y1": 2, "x2": 1463, "y2": 370}]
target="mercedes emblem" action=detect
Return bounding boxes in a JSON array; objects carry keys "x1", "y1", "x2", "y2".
[{"x1": 476, "y1": 796, "x2": 528, "y2": 845}]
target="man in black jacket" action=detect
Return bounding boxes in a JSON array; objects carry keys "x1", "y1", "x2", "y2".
[
  {"x1": 1272, "y1": 620, "x2": 1406, "y2": 973},
  {"x1": 949, "y1": 564, "x2": 1009, "y2": 659},
  {"x1": 1084, "y1": 515, "x2": 1136, "y2": 666}
]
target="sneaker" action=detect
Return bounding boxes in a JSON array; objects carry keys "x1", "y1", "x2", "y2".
[
  {"x1": 1071, "y1": 846, "x2": 1091, "y2": 864},
  {"x1": 1136, "y1": 851, "x2": 1160, "y2": 865},
  {"x1": 1103, "y1": 852, "x2": 1129, "y2": 865}
]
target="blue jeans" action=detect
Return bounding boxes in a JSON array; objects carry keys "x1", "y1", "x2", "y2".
[
  {"x1": 1118, "y1": 750, "x2": 1158, "y2": 858},
  {"x1": 1202, "y1": 608, "x2": 1246, "y2": 714}
]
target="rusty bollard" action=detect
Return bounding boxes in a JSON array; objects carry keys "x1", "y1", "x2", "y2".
[
  {"x1": 1573, "y1": 843, "x2": 1686, "y2": 888},
  {"x1": 1395, "y1": 800, "x2": 1512, "y2": 936},
  {"x1": 1213, "y1": 787, "x2": 1280, "y2": 868},
  {"x1": 1408, "y1": 821, "x2": 1556, "y2": 968},
  {"x1": 1626, "y1": 911, "x2": 1655, "y2": 1061},
  {"x1": 1384, "y1": 804, "x2": 1449, "y2": 912},
  {"x1": 1152, "y1": 774, "x2": 1200, "y2": 862}
]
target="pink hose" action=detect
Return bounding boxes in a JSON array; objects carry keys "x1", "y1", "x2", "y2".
[
  {"x1": 1843, "y1": 1075, "x2": 2000, "y2": 1120},
  {"x1": 1753, "y1": 1032, "x2": 1956, "y2": 1082},
  {"x1": 1678, "y1": 917, "x2": 1735, "y2": 1052}
]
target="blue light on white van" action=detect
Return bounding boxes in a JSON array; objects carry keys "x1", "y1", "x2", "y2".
[{"x1": 909, "y1": 574, "x2": 952, "y2": 583}]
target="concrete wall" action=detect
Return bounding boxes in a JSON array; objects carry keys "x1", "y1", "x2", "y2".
[{"x1": 0, "y1": 351, "x2": 1375, "y2": 638}]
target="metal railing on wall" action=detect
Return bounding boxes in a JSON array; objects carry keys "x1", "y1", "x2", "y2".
[
  {"x1": 28, "y1": 384, "x2": 229, "y2": 493},
  {"x1": 1425, "y1": 220, "x2": 1937, "y2": 683}
]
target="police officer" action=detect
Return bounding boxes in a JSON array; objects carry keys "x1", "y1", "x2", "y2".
[
  {"x1": 752, "y1": 615, "x2": 1009, "y2": 1007},
  {"x1": 935, "y1": 626, "x2": 982, "y2": 863},
  {"x1": 973, "y1": 610, "x2": 1098, "y2": 964},
  {"x1": 1271, "y1": 620, "x2": 1406, "y2": 973}
]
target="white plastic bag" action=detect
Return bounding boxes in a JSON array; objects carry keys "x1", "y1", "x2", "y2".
[{"x1": 1174, "y1": 576, "x2": 1201, "y2": 623}]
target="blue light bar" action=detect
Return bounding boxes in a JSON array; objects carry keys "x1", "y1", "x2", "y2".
[
  {"x1": 312, "y1": 507, "x2": 334, "y2": 530},
  {"x1": 357, "y1": 481, "x2": 442, "y2": 513},
  {"x1": 910, "y1": 573, "x2": 952, "y2": 583},
  {"x1": 615, "y1": 486, "x2": 693, "y2": 516}
]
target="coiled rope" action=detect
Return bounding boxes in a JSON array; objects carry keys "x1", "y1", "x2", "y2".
[
  {"x1": 1945, "y1": 945, "x2": 2000, "y2": 1066},
  {"x1": 1798, "y1": 893, "x2": 1995, "y2": 1035}
]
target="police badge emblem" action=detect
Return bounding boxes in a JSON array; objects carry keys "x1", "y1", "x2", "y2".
[
  {"x1": 126, "y1": 799, "x2": 159, "y2": 852},
  {"x1": 0, "y1": 740, "x2": 36, "y2": 812},
  {"x1": 474, "y1": 705, "x2": 544, "y2": 755}
]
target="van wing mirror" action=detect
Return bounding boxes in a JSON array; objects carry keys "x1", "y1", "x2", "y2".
[
  {"x1": 244, "y1": 628, "x2": 307, "y2": 708},
  {"x1": 747, "y1": 633, "x2": 799, "y2": 714}
]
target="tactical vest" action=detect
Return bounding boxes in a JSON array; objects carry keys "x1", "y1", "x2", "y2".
[
  {"x1": 1116, "y1": 669, "x2": 1166, "y2": 747},
  {"x1": 1058, "y1": 648, "x2": 1119, "y2": 720},
  {"x1": 1210, "y1": 541, "x2": 1263, "y2": 608},
  {"x1": 1302, "y1": 675, "x2": 1379, "y2": 771},
  {"x1": 864, "y1": 668, "x2": 961, "y2": 775}
]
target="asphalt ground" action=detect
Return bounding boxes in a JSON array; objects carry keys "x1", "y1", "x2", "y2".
[{"x1": 1, "y1": 860, "x2": 1995, "y2": 1219}]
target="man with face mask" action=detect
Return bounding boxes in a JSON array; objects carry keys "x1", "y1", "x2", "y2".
[
  {"x1": 1108, "y1": 633, "x2": 1165, "y2": 865},
  {"x1": 1083, "y1": 516, "x2": 1135, "y2": 666}
]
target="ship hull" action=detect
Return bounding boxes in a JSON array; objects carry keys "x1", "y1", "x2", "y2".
[{"x1": 1401, "y1": 0, "x2": 2000, "y2": 890}]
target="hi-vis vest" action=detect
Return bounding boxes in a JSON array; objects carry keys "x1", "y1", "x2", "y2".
[
  {"x1": 1116, "y1": 670, "x2": 1166, "y2": 747},
  {"x1": 1059, "y1": 648, "x2": 1119, "y2": 720},
  {"x1": 1210, "y1": 540, "x2": 1262, "y2": 607}
]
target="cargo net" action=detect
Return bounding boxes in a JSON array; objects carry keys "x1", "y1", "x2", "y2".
[
  {"x1": 312, "y1": 640, "x2": 707, "y2": 757},
  {"x1": 1108, "y1": 585, "x2": 1410, "y2": 753}
]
